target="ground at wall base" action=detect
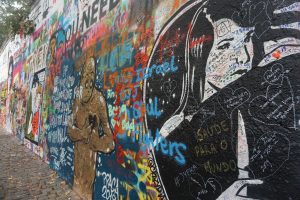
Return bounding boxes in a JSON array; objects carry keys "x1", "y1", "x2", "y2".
[{"x1": 0, "y1": 127, "x2": 82, "y2": 200}]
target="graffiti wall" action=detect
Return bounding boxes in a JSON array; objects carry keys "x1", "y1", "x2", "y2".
[{"x1": 0, "y1": 0, "x2": 300, "y2": 199}]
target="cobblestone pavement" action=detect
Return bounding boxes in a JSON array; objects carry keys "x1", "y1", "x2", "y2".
[{"x1": 0, "y1": 128, "x2": 82, "y2": 200}]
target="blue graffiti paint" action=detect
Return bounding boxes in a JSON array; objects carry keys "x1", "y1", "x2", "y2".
[
  {"x1": 46, "y1": 59, "x2": 80, "y2": 184},
  {"x1": 146, "y1": 96, "x2": 161, "y2": 118},
  {"x1": 136, "y1": 56, "x2": 178, "y2": 82},
  {"x1": 143, "y1": 129, "x2": 187, "y2": 165}
]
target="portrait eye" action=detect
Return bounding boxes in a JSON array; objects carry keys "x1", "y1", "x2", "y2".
[
  {"x1": 244, "y1": 30, "x2": 254, "y2": 43},
  {"x1": 217, "y1": 43, "x2": 230, "y2": 50},
  {"x1": 244, "y1": 37, "x2": 250, "y2": 43}
]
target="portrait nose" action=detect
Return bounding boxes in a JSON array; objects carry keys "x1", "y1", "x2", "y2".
[{"x1": 242, "y1": 45, "x2": 250, "y2": 64}]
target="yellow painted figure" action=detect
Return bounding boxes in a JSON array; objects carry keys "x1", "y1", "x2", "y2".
[{"x1": 68, "y1": 57, "x2": 115, "y2": 200}]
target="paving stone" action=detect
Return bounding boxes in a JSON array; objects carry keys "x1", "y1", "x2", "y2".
[{"x1": 0, "y1": 128, "x2": 80, "y2": 200}]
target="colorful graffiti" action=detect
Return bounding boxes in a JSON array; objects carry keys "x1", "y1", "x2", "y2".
[
  {"x1": 25, "y1": 69, "x2": 45, "y2": 143},
  {"x1": 0, "y1": 0, "x2": 299, "y2": 199}
]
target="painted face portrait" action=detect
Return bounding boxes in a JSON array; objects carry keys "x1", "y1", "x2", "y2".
[
  {"x1": 144, "y1": 0, "x2": 300, "y2": 199},
  {"x1": 80, "y1": 58, "x2": 95, "y2": 103},
  {"x1": 50, "y1": 38, "x2": 56, "y2": 62},
  {"x1": 204, "y1": 18, "x2": 254, "y2": 100}
]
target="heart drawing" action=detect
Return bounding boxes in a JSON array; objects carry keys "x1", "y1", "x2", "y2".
[
  {"x1": 218, "y1": 87, "x2": 251, "y2": 117},
  {"x1": 249, "y1": 2, "x2": 266, "y2": 23},
  {"x1": 249, "y1": 131, "x2": 290, "y2": 178},
  {"x1": 188, "y1": 173, "x2": 222, "y2": 199},
  {"x1": 163, "y1": 80, "x2": 177, "y2": 98},
  {"x1": 231, "y1": 9, "x2": 248, "y2": 26},
  {"x1": 263, "y1": 63, "x2": 284, "y2": 85},
  {"x1": 254, "y1": 20, "x2": 271, "y2": 39},
  {"x1": 248, "y1": 77, "x2": 295, "y2": 128}
]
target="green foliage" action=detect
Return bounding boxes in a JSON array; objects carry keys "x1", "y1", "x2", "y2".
[{"x1": 0, "y1": 0, "x2": 36, "y2": 47}]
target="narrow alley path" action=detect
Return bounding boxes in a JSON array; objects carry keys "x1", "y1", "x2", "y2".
[{"x1": 0, "y1": 128, "x2": 81, "y2": 200}]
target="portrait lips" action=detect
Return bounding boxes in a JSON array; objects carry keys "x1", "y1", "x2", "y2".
[{"x1": 231, "y1": 69, "x2": 248, "y2": 76}]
